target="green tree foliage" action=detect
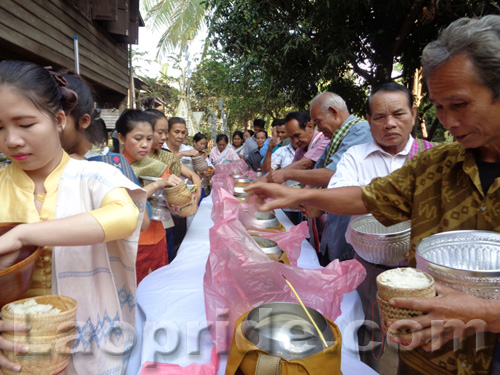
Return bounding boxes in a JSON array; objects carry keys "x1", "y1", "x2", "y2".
[
  {"x1": 206, "y1": 0, "x2": 500, "y2": 118},
  {"x1": 132, "y1": 51, "x2": 179, "y2": 113},
  {"x1": 143, "y1": 0, "x2": 208, "y2": 57},
  {"x1": 190, "y1": 50, "x2": 293, "y2": 134}
]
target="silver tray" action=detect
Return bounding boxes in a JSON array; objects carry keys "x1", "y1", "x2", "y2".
[{"x1": 416, "y1": 230, "x2": 500, "y2": 299}]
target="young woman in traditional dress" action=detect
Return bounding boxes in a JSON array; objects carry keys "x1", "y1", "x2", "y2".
[
  {"x1": 0, "y1": 60, "x2": 145, "y2": 374},
  {"x1": 115, "y1": 109, "x2": 183, "y2": 283}
]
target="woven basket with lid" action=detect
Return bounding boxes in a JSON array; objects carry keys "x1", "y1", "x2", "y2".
[
  {"x1": 192, "y1": 155, "x2": 209, "y2": 173},
  {"x1": 1, "y1": 295, "x2": 77, "y2": 375},
  {"x1": 376, "y1": 268, "x2": 435, "y2": 336}
]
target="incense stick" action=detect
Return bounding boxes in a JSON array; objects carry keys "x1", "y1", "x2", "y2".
[
  {"x1": 282, "y1": 274, "x2": 328, "y2": 348},
  {"x1": 189, "y1": 182, "x2": 201, "y2": 192}
]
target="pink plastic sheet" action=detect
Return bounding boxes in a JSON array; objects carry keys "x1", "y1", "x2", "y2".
[
  {"x1": 139, "y1": 347, "x2": 219, "y2": 375},
  {"x1": 210, "y1": 162, "x2": 257, "y2": 204},
  {"x1": 204, "y1": 216, "x2": 366, "y2": 352}
]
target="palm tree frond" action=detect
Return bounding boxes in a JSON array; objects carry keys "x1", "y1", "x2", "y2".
[{"x1": 144, "y1": 0, "x2": 208, "y2": 56}]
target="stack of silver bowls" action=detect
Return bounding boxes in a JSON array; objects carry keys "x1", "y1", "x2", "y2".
[
  {"x1": 232, "y1": 175, "x2": 251, "y2": 198},
  {"x1": 416, "y1": 230, "x2": 500, "y2": 299}
]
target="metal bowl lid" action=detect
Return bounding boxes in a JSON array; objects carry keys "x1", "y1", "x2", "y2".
[
  {"x1": 230, "y1": 174, "x2": 247, "y2": 179},
  {"x1": 350, "y1": 214, "x2": 410, "y2": 238},
  {"x1": 254, "y1": 211, "x2": 280, "y2": 228},
  {"x1": 139, "y1": 176, "x2": 161, "y2": 185},
  {"x1": 243, "y1": 302, "x2": 334, "y2": 359},
  {"x1": 234, "y1": 178, "x2": 252, "y2": 184},
  {"x1": 251, "y1": 236, "x2": 283, "y2": 257},
  {"x1": 233, "y1": 185, "x2": 247, "y2": 194}
]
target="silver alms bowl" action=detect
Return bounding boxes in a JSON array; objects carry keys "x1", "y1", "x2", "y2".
[
  {"x1": 251, "y1": 236, "x2": 283, "y2": 258},
  {"x1": 348, "y1": 214, "x2": 411, "y2": 265},
  {"x1": 139, "y1": 176, "x2": 170, "y2": 221},
  {"x1": 230, "y1": 174, "x2": 246, "y2": 179},
  {"x1": 416, "y1": 230, "x2": 500, "y2": 299},
  {"x1": 254, "y1": 211, "x2": 280, "y2": 228},
  {"x1": 234, "y1": 178, "x2": 252, "y2": 184},
  {"x1": 233, "y1": 185, "x2": 247, "y2": 194},
  {"x1": 243, "y1": 302, "x2": 334, "y2": 359}
]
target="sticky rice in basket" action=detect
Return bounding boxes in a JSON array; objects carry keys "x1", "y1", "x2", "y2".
[
  {"x1": 376, "y1": 268, "x2": 435, "y2": 339},
  {"x1": 1, "y1": 295, "x2": 78, "y2": 375}
]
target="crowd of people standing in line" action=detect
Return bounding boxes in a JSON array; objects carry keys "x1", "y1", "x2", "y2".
[
  {"x1": 1, "y1": 14, "x2": 500, "y2": 375},
  {"x1": 246, "y1": 14, "x2": 500, "y2": 375}
]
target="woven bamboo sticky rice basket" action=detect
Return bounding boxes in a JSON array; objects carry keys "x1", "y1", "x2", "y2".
[
  {"x1": 376, "y1": 268, "x2": 435, "y2": 336},
  {"x1": 1, "y1": 295, "x2": 78, "y2": 375},
  {"x1": 192, "y1": 155, "x2": 208, "y2": 173},
  {"x1": 164, "y1": 181, "x2": 196, "y2": 217}
]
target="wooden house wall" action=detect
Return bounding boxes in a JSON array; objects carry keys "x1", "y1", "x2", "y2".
[{"x1": 0, "y1": 0, "x2": 131, "y2": 104}]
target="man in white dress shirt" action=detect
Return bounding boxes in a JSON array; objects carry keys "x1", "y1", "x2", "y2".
[
  {"x1": 327, "y1": 83, "x2": 431, "y2": 189},
  {"x1": 327, "y1": 82, "x2": 434, "y2": 372}
]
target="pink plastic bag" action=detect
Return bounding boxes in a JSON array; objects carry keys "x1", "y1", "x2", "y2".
[
  {"x1": 210, "y1": 188, "x2": 240, "y2": 222},
  {"x1": 204, "y1": 216, "x2": 366, "y2": 352},
  {"x1": 210, "y1": 184, "x2": 264, "y2": 228},
  {"x1": 210, "y1": 174, "x2": 234, "y2": 205},
  {"x1": 243, "y1": 170, "x2": 257, "y2": 179},
  {"x1": 139, "y1": 347, "x2": 219, "y2": 375},
  {"x1": 210, "y1": 174, "x2": 235, "y2": 203},
  {"x1": 213, "y1": 159, "x2": 249, "y2": 176},
  {"x1": 211, "y1": 192, "x2": 307, "y2": 264}
]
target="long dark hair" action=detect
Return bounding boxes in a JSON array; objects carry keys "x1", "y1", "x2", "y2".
[
  {"x1": 61, "y1": 71, "x2": 94, "y2": 124},
  {"x1": 61, "y1": 71, "x2": 110, "y2": 147}
]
